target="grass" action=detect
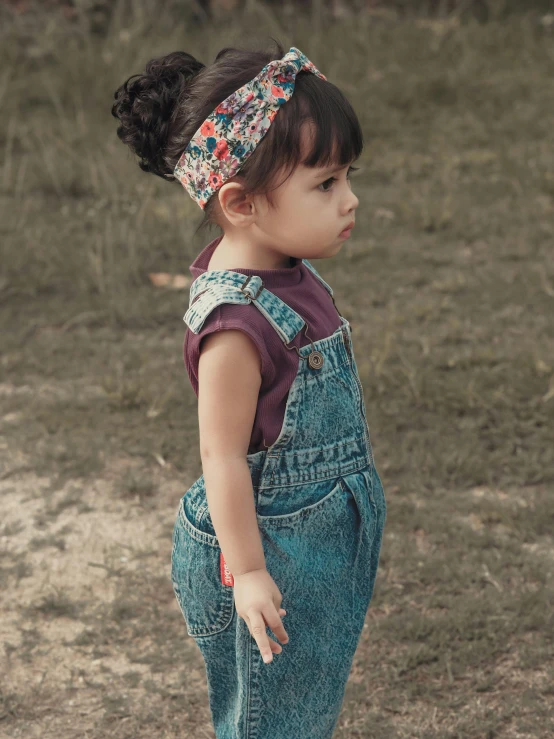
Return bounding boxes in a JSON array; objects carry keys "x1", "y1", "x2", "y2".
[{"x1": 1, "y1": 0, "x2": 553, "y2": 737}]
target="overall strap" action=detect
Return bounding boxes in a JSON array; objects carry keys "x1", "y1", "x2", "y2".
[
  {"x1": 303, "y1": 257, "x2": 344, "y2": 320},
  {"x1": 301, "y1": 258, "x2": 334, "y2": 297},
  {"x1": 184, "y1": 270, "x2": 306, "y2": 345}
]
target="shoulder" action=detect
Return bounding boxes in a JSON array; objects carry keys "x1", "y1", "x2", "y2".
[
  {"x1": 199, "y1": 325, "x2": 261, "y2": 375},
  {"x1": 185, "y1": 303, "x2": 276, "y2": 386}
]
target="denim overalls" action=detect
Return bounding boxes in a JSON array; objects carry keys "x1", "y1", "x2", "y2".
[{"x1": 171, "y1": 259, "x2": 387, "y2": 739}]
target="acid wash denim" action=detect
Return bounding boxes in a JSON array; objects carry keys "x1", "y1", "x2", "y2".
[{"x1": 171, "y1": 259, "x2": 387, "y2": 739}]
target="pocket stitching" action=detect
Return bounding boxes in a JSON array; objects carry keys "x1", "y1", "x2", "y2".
[
  {"x1": 178, "y1": 497, "x2": 220, "y2": 547},
  {"x1": 187, "y1": 594, "x2": 235, "y2": 638},
  {"x1": 171, "y1": 579, "x2": 234, "y2": 638}
]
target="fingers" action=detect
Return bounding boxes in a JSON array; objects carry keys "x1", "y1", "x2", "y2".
[
  {"x1": 248, "y1": 606, "x2": 289, "y2": 665},
  {"x1": 249, "y1": 613, "x2": 274, "y2": 663},
  {"x1": 267, "y1": 608, "x2": 289, "y2": 647}
]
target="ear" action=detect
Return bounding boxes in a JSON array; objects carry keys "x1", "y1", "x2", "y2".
[{"x1": 217, "y1": 180, "x2": 256, "y2": 227}]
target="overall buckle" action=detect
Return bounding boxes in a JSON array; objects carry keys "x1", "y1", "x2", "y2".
[{"x1": 239, "y1": 275, "x2": 264, "y2": 301}]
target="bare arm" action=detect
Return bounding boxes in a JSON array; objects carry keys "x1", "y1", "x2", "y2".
[
  {"x1": 197, "y1": 328, "x2": 289, "y2": 664},
  {"x1": 197, "y1": 328, "x2": 266, "y2": 578}
]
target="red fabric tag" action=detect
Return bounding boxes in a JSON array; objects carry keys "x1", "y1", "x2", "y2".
[{"x1": 220, "y1": 551, "x2": 234, "y2": 587}]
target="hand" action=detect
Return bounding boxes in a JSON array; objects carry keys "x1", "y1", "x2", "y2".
[{"x1": 233, "y1": 568, "x2": 289, "y2": 664}]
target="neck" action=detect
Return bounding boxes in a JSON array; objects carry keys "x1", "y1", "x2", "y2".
[{"x1": 212, "y1": 234, "x2": 293, "y2": 270}]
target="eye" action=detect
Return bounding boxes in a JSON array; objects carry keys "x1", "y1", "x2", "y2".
[{"x1": 318, "y1": 165, "x2": 358, "y2": 193}]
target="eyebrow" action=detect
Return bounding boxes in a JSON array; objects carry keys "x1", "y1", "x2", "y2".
[{"x1": 313, "y1": 163, "x2": 352, "y2": 177}]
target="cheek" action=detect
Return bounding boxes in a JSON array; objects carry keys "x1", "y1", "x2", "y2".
[{"x1": 296, "y1": 192, "x2": 328, "y2": 217}]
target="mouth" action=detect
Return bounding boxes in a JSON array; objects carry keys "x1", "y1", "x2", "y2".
[{"x1": 339, "y1": 222, "x2": 355, "y2": 236}]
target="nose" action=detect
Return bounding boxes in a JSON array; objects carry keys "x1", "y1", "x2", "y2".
[{"x1": 343, "y1": 188, "x2": 359, "y2": 214}]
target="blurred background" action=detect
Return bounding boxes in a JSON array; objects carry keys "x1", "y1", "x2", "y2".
[{"x1": 1, "y1": 0, "x2": 553, "y2": 736}]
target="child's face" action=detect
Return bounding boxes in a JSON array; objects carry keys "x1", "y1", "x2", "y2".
[{"x1": 251, "y1": 127, "x2": 359, "y2": 261}]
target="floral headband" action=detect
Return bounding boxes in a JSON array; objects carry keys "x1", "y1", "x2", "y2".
[{"x1": 173, "y1": 46, "x2": 326, "y2": 209}]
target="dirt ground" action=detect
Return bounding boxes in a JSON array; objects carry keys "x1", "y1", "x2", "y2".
[{"x1": 2, "y1": 436, "x2": 552, "y2": 737}]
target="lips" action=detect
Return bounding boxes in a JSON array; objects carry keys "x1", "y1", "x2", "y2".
[{"x1": 340, "y1": 221, "x2": 355, "y2": 234}]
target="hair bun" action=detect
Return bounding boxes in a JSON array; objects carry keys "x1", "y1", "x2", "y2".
[{"x1": 111, "y1": 51, "x2": 205, "y2": 180}]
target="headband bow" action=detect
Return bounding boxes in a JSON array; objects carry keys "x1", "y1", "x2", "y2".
[{"x1": 173, "y1": 46, "x2": 326, "y2": 209}]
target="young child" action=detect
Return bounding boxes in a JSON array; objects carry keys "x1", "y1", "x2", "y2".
[{"x1": 112, "y1": 40, "x2": 387, "y2": 738}]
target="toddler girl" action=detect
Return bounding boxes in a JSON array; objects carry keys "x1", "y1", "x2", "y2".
[{"x1": 112, "y1": 39, "x2": 386, "y2": 739}]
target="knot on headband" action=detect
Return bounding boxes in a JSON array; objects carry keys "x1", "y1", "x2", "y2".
[{"x1": 173, "y1": 47, "x2": 327, "y2": 209}]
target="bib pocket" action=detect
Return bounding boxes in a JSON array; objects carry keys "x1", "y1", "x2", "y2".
[{"x1": 171, "y1": 498, "x2": 235, "y2": 639}]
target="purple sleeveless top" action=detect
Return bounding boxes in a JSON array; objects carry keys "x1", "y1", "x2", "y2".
[{"x1": 183, "y1": 235, "x2": 343, "y2": 454}]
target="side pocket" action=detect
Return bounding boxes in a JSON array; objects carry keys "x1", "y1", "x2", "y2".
[
  {"x1": 371, "y1": 464, "x2": 387, "y2": 521},
  {"x1": 338, "y1": 468, "x2": 379, "y2": 544},
  {"x1": 256, "y1": 477, "x2": 345, "y2": 525},
  {"x1": 171, "y1": 503, "x2": 235, "y2": 639},
  {"x1": 340, "y1": 468, "x2": 377, "y2": 514}
]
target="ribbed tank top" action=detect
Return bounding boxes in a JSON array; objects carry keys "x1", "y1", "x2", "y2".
[{"x1": 183, "y1": 235, "x2": 343, "y2": 454}]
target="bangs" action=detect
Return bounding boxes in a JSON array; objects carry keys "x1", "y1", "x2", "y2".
[{"x1": 293, "y1": 73, "x2": 364, "y2": 170}]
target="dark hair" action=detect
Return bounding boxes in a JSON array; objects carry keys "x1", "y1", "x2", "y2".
[{"x1": 111, "y1": 38, "x2": 363, "y2": 234}]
